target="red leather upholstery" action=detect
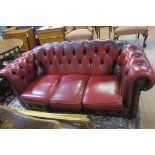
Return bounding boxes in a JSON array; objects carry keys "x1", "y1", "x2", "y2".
[
  {"x1": 21, "y1": 75, "x2": 61, "y2": 105},
  {"x1": 114, "y1": 44, "x2": 155, "y2": 108},
  {"x1": 32, "y1": 40, "x2": 120, "y2": 75},
  {"x1": 82, "y1": 76, "x2": 123, "y2": 110},
  {"x1": 0, "y1": 51, "x2": 37, "y2": 93},
  {"x1": 50, "y1": 75, "x2": 88, "y2": 110},
  {"x1": 0, "y1": 40, "x2": 154, "y2": 117}
]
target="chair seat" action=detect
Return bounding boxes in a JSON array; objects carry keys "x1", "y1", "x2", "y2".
[
  {"x1": 50, "y1": 75, "x2": 89, "y2": 110},
  {"x1": 21, "y1": 75, "x2": 62, "y2": 105},
  {"x1": 115, "y1": 26, "x2": 148, "y2": 36},
  {"x1": 82, "y1": 76, "x2": 123, "y2": 110},
  {"x1": 66, "y1": 29, "x2": 93, "y2": 41}
]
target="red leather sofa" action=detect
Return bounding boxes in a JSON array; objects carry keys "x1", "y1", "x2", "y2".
[{"x1": 0, "y1": 40, "x2": 154, "y2": 118}]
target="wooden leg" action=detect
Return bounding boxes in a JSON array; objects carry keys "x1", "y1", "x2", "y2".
[
  {"x1": 114, "y1": 34, "x2": 119, "y2": 40},
  {"x1": 98, "y1": 27, "x2": 100, "y2": 39},
  {"x1": 25, "y1": 33, "x2": 31, "y2": 50},
  {"x1": 114, "y1": 34, "x2": 116, "y2": 40},
  {"x1": 95, "y1": 26, "x2": 100, "y2": 39},
  {"x1": 137, "y1": 33, "x2": 140, "y2": 38},
  {"x1": 142, "y1": 31, "x2": 148, "y2": 47},
  {"x1": 109, "y1": 26, "x2": 111, "y2": 38}
]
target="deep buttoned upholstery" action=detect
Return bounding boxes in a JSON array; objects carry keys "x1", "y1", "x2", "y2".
[{"x1": 0, "y1": 40, "x2": 154, "y2": 117}]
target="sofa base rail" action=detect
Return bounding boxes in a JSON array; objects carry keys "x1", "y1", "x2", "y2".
[{"x1": 18, "y1": 101, "x2": 136, "y2": 118}]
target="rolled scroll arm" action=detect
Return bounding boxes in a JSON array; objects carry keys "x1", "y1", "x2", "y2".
[{"x1": 118, "y1": 45, "x2": 155, "y2": 117}]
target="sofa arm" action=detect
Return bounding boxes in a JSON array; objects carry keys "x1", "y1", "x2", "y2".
[
  {"x1": 0, "y1": 51, "x2": 37, "y2": 94},
  {"x1": 121, "y1": 57, "x2": 154, "y2": 97},
  {"x1": 117, "y1": 45, "x2": 155, "y2": 116}
]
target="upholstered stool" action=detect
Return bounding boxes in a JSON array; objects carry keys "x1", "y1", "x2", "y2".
[
  {"x1": 65, "y1": 26, "x2": 94, "y2": 41},
  {"x1": 113, "y1": 26, "x2": 148, "y2": 47},
  {"x1": 66, "y1": 29, "x2": 93, "y2": 41}
]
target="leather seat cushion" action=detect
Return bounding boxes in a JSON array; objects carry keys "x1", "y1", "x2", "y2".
[
  {"x1": 50, "y1": 75, "x2": 89, "y2": 110},
  {"x1": 115, "y1": 26, "x2": 148, "y2": 35},
  {"x1": 66, "y1": 29, "x2": 93, "y2": 41},
  {"x1": 21, "y1": 75, "x2": 62, "y2": 105},
  {"x1": 82, "y1": 76, "x2": 123, "y2": 110}
]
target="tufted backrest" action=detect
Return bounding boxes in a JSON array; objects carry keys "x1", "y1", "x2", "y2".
[
  {"x1": 32, "y1": 40, "x2": 122, "y2": 76},
  {"x1": 0, "y1": 40, "x2": 126, "y2": 94},
  {"x1": 0, "y1": 51, "x2": 37, "y2": 93}
]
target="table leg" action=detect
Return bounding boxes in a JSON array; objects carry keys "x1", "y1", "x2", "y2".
[
  {"x1": 95, "y1": 27, "x2": 100, "y2": 39},
  {"x1": 99, "y1": 27, "x2": 101, "y2": 39},
  {"x1": 25, "y1": 32, "x2": 31, "y2": 50},
  {"x1": 109, "y1": 26, "x2": 112, "y2": 38}
]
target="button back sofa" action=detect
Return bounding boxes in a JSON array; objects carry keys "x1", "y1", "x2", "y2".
[{"x1": 0, "y1": 40, "x2": 154, "y2": 118}]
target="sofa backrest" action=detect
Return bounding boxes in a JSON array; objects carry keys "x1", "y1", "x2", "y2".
[{"x1": 32, "y1": 40, "x2": 123, "y2": 75}]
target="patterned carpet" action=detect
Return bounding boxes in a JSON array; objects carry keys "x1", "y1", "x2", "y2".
[{"x1": 6, "y1": 97, "x2": 141, "y2": 129}]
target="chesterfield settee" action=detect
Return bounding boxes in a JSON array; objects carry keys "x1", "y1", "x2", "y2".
[{"x1": 0, "y1": 40, "x2": 154, "y2": 118}]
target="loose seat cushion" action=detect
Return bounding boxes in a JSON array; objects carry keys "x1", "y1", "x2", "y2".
[
  {"x1": 50, "y1": 75, "x2": 89, "y2": 110},
  {"x1": 115, "y1": 26, "x2": 148, "y2": 36},
  {"x1": 21, "y1": 75, "x2": 62, "y2": 105},
  {"x1": 66, "y1": 29, "x2": 93, "y2": 41},
  {"x1": 82, "y1": 76, "x2": 123, "y2": 110}
]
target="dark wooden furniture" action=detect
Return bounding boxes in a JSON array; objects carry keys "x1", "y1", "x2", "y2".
[
  {"x1": 37, "y1": 26, "x2": 65, "y2": 45},
  {"x1": 2, "y1": 28, "x2": 37, "y2": 51},
  {"x1": 0, "y1": 39, "x2": 23, "y2": 68},
  {"x1": 113, "y1": 26, "x2": 148, "y2": 47},
  {"x1": 1, "y1": 27, "x2": 16, "y2": 36},
  {"x1": 0, "y1": 39, "x2": 23, "y2": 61}
]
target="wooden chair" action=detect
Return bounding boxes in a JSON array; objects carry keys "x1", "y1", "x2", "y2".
[{"x1": 65, "y1": 26, "x2": 94, "y2": 41}]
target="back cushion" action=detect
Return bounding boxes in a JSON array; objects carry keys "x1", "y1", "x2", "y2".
[{"x1": 32, "y1": 40, "x2": 120, "y2": 75}]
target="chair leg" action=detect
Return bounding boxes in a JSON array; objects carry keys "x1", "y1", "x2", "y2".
[
  {"x1": 142, "y1": 31, "x2": 148, "y2": 47},
  {"x1": 95, "y1": 27, "x2": 100, "y2": 39},
  {"x1": 114, "y1": 34, "x2": 119, "y2": 40},
  {"x1": 137, "y1": 33, "x2": 140, "y2": 38}
]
